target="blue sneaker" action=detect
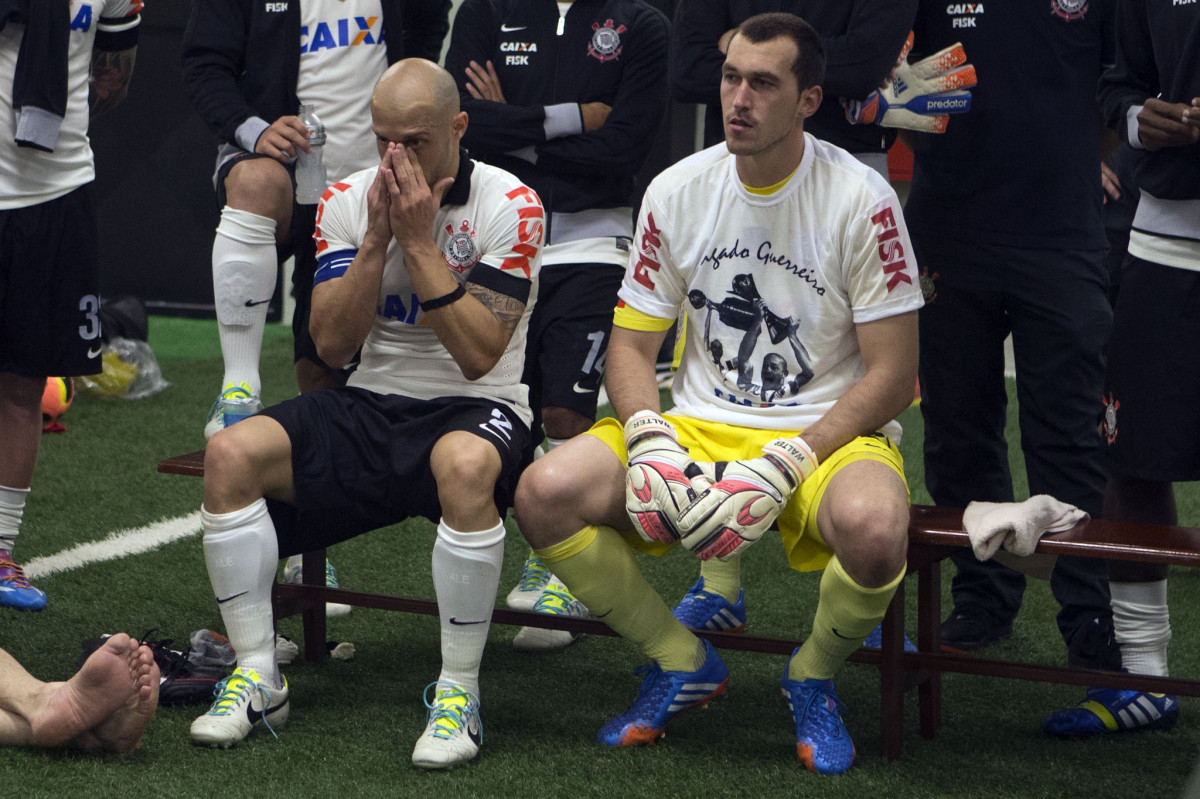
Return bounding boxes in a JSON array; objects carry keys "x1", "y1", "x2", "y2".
[
  {"x1": 781, "y1": 657, "x2": 855, "y2": 774},
  {"x1": 672, "y1": 578, "x2": 746, "y2": 633},
  {"x1": 1043, "y1": 686, "x2": 1180, "y2": 738},
  {"x1": 862, "y1": 623, "x2": 917, "y2": 652},
  {"x1": 204, "y1": 382, "x2": 261, "y2": 440},
  {"x1": 598, "y1": 639, "x2": 729, "y2": 747},
  {"x1": 0, "y1": 555, "x2": 46, "y2": 611}
]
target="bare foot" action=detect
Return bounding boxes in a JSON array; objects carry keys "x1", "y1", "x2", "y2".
[
  {"x1": 29, "y1": 633, "x2": 141, "y2": 748},
  {"x1": 84, "y1": 641, "x2": 159, "y2": 752}
]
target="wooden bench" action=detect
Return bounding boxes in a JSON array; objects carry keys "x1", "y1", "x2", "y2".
[{"x1": 158, "y1": 449, "x2": 1200, "y2": 761}]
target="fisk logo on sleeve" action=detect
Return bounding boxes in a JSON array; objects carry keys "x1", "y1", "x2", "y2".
[
  {"x1": 869, "y1": 206, "x2": 913, "y2": 292},
  {"x1": 500, "y1": 186, "x2": 544, "y2": 278},
  {"x1": 631, "y1": 212, "x2": 663, "y2": 290}
]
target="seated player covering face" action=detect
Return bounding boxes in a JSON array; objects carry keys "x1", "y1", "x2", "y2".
[
  {"x1": 514, "y1": 13, "x2": 922, "y2": 776},
  {"x1": 191, "y1": 59, "x2": 544, "y2": 769}
]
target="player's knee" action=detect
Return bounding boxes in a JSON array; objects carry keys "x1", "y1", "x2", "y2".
[
  {"x1": 513, "y1": 460, "x2": 579, "y2": 548},
  {"x1": 432, "y1": 440, "x2": 500, "y2": 498},
  {"x1": 830, "y1": 494, "x2": 908, "y2": 584},
  {"x1": 203, "y1": 427, "x2": 266, "y2": 505},
  {"x1": 223, "y1": 158, "x2": 293, "y2": 219}
]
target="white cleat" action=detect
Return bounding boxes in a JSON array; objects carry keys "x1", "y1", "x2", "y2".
[
  {"x1": 189, "y1": 667, "x2": 289, "y2": 748},
  {"x1": 513, "y1": 580, "x2": 588, "y2": 652},
  {"x1": 411, "y1": 682, "x2": 482, "y2": 769},
  {"x1": 505, "y1": 551, "x2": 551, "y2": 611},
  {"x1": 283, "y1": 556, "x2": 351, "y2": 617}
]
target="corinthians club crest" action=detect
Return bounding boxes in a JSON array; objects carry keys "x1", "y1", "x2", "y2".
[
  {"x1": 588, "y1": 19, "x2": 626, "y2": 62},
  {"x1": 1050, "y1": 0, "x2": 1088, "y2": 20},
  {"x1": 443, "y1": 219, "x2": 479, "y2": 273}
]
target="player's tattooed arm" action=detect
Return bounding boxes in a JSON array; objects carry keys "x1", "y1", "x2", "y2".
[
  {"x1": 89, "y1": 47, "x2": 137, "y2": 119},
  {"x1": 466, "y1": 282, "x2": 525, "y2": 339}
]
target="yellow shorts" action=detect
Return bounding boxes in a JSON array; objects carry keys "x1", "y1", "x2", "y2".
[{"x1": 587, "y1": 415, "x2": 908, "y2": 572}]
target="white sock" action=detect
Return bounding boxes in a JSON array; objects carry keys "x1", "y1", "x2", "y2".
[
  {"x1": 545, "y1": 436, "x2": 568, "y2": 451},
  {"x1": 432, "y1": 519, "x2": 505, "y2": 696},
  {"x1": 1111, "y1": 580, "x2": 1171, "y2": 677},
  {"x1": 212, "y1": 207, "x2": 278, "y2": 397},
  {"x1": 202, "y1": 499, "x2": 281, "y2": 686},
  {"x1": 0, "y1": 485, "x2": 29, "y2": 555}
]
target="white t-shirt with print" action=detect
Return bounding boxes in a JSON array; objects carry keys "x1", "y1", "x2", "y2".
[{"x1": 619, "y1": 136, "x2": 923, "y2": 438}]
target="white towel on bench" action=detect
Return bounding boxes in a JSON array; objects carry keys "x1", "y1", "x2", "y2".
[{"x1": 964, "y1": 495, "x2": 1088, "y2": 561}]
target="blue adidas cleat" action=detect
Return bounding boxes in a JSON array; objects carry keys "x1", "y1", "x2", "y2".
[
  {"x1": 862, "y1": 622, "x2": 917, "y2": 652},
  {"x1": 1043, "y1": 686, "x2": 1179, "y2": 738},
  {"x1": 781, "y1": 654, "x2": 855, "y2": 774},
  {"x1": 672, "y1": 578, "x2": 746, "y2": 633},
  {"x1": 0, "y1": 556, "x2": 46, "y2": 611},
  {"x1": 598, "y1": 639, "x2": 729, "y2": 747}
]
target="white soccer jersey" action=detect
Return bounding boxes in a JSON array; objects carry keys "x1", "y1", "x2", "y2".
[
  {"x1": 296, "y1": 0, "x2": 387, "y2": 183},
  {"x1": 620, "y1": 136, "x2": 923, "y2": 437},
  {"x1": 314, "y1": 158, "x2": 544, "y2": 425},
  {"x1": 0, "y1": 0, "x2": 141, "y2": 209}
]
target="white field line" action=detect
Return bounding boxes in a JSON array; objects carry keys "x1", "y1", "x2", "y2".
[{"x1": 23, "y1": 512, "x2": 202, "y2": 580}]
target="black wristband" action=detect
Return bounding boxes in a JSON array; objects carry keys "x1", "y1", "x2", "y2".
[{"x1": 419, "y1": 284, "x2": 466, "y2": 312}]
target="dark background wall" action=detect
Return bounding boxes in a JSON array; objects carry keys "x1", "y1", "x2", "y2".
[
  {"x1": 92, "y1": 2, "x2": 227, "y2": 316},
  {"x1": 89, "y1": 0, "x2": 696, "y2": 318}
]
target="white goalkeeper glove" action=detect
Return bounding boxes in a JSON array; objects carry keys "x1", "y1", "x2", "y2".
[
  {"x1": 676, "y1": 437, "x2": 818, "y2": 561},
  {"x1": 624, "y1": 411, "x2": 712, "y2": 545},
  {"x1": 844, "y1": 32, "x2": 977, "y2": 133}
]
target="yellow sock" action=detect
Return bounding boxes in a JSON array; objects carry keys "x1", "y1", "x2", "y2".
[
  {"x1": 537, "y1": 525, "x2": 703, "y2": 672},
  {"x1": 789, "y1": 556, "x2": 905, "y2": 681},
  {"x1": 698, "y1": 553, "x2": 741, "y2": 602}
]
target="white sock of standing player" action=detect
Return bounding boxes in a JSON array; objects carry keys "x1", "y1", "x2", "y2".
[{"x1": 212, "y1": 207, "x2": 277, "y2": 398}]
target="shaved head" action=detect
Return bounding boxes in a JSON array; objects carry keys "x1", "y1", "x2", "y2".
[
  {"x1": 369, "y1": 58, "x2": 468, "y2": 187},
  {"x1": 371, "y1": 58, "x2": 460, "y2": 124}
]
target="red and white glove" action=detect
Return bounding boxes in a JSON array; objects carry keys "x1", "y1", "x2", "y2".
[
  {"x1": 844, "y1": 32, "x2": 977, "y2": 134},
  {"x1": 624, "y1": 411, "x2": 712, "y2": 545},
  {"x1": 676, "y1": 437, "x2": 817, "y2": 561}
]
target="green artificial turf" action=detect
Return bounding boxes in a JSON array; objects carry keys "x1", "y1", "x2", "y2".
[{"x1": 3, "y1": 316, "x2": 1197, "y2": 797}]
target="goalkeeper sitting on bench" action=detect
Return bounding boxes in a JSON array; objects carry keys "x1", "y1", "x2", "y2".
[{"x1": 513, "y1": 13, "x2": 923, "y2": 777}]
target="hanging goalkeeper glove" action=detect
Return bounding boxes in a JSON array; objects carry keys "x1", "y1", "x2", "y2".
[
  {"x1": 624, "y1": 411, "x2": 712, "y2": 545},
  {"x1": 676, "y1": 436, "x2": 817, "y2": 561},
  {"x1": 844, "y1": 32, "x2": 977, "y2": 134}
]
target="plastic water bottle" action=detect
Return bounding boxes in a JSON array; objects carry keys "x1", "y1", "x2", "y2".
[
  {"x1": 295, "y1": 103, "x2": 327, "y2": 205},
  {"x1": 220, "y1": 395, "x2": 263, "y2": 427}
]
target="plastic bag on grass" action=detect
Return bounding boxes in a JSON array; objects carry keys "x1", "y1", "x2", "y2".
[{"x1": 76, "y1": 336, "x2": 170, "y2": 400}]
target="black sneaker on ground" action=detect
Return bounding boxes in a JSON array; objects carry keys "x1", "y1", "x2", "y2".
[
  {"x1": 939, "y1": 606, "x2": 1014, "y2": 653},
  {"x1": 78, "y1": 632, "x2": 230, "y2": 706}
]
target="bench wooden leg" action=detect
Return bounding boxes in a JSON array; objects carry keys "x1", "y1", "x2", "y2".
[
  {"x1": 917, "y1": 559, "x2": 942, "y2": 740},
  {"x1": 879, "y1": 580, "x2": 905, "y2": 760},
  {"x1": 301, "y1": 548, "x2": 328, "y2": 663}
]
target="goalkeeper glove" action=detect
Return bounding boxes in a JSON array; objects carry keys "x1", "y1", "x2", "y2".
[
  {"x1": 677, "y1": 437, "x2": 817, "y2": 561},
  {"x1": 624, "y1": 412, "x2": 713, "y2": 545},
  {"x1": 844, "y1": 32, "x2": 977, "y2": 133}
]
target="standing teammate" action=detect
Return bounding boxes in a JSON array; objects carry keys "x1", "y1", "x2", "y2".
[
  {"x1": 1043, "y1": 0, "x2": 1200, "y2": 737},
  {"x1": 181, "y1": 0, "x2": 450, "y2": 425},
  {"x1": 0, "y1": 0, "x2": 141, "y2": 611},
  {"x1": 515, "y1": 14, "x2": 922, "y2": 774},
  {"x1": 903, "y1": 0, "x2": 1129, "y2": 725},
  {"x1": 190, "y1": 60, "x2": 544, "y2": 769},
  {"x1": 442, "y1": 0, "x2": 670, "y2": 641}
]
